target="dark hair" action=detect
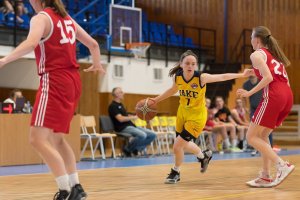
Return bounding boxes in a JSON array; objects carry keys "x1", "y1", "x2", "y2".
[
  {"x1": 168, "y1": 50, "x2": 198, "y2": 77},
  {"x1": 253, "y1": 26, "x2": 290, "y2": 66},
  {"x1": 9, "y1": 89, "x2": 21, "y2": 98},
  {"x1": 42, "y1": 0, "x2": 68, "y2": 17}
]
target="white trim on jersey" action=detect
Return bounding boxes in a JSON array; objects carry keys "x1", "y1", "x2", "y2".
[
  {"x1": 257, "y1": 49, "x2": 267, "y2": 62},
  {"x1": 38, "y1": 42, "x2": 45, "y2": 74},
  {"x1": 34, "y1": 73, "x2": 49, "y2": 127},
  {"x1": 252, "y1": 49, "x2": 267, "y2": 70},
  {"x1": 39, "y1": 11, "x2": 54, "y2": 43},
  {"x1": 254, "y1": 85, "x2": 269, "y2": 125}
]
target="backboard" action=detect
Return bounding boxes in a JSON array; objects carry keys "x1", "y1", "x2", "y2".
[{"x1": 109, "y1": 4, "x2": 142, "y2": 51}]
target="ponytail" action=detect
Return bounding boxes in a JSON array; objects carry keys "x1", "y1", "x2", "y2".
[
  {"x1": 43, "y1": 0, "x2": 68, "y2": 17},
  {"x1": 268, "y1": 36, "x2": 291, "y2": 66},
  {"x1": 253, "y1": 26, "x2": 290, "y2": 66},
  {"x1": 168, "y1": 50, "x2": 198, "y2": 77}
]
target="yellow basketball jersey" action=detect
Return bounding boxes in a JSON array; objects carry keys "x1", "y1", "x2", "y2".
[{"x1": 175, "y1": 70, "x2": 206, "y2": 110}]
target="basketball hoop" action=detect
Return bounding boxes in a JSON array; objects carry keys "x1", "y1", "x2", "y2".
[{"x1": 125, "y1": 42, "x2": 151, "y2": 59}]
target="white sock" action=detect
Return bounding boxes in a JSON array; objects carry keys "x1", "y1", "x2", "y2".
[
  {"x1": 224, "y1": 138, "x2": 231, "y2": 148},
  {"x1": 172, "y1": 166, "x2": 180, "y2": 172},
  {"x1": 196, "y1": 150, "x2": 204, "y2": 159},
  {"x1": 69, "y1": 172, "x2": 80, "y2": 187},
  {"x1": 232, "y1": 139, "x2": 238, "y2": 147},
  {"x1": 55, "y1": 174, "x2": 70, "y2": 192}
]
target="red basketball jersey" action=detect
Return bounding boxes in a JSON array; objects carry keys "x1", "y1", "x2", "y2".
[
  {"x1": 253, "y1": 48, "x2": 289, "y2": 86},
  {"x1": 251, "y1": 48, "x2": 293, "y2": 129},
  {"x1": 34, "y1": 8, "x2": 78, "y2": 75}
]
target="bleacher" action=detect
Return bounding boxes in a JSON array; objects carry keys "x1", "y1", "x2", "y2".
[
  {"x1": 273, "y1": 105, "x2": 300, "y2": 144},
  {"x1": 0, "y1": 0, "x2": 204, "y2": 60}
]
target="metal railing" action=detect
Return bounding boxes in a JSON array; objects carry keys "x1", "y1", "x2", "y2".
[{"x1": 229, "y1": 29, "x2": 252, "y2": 64}]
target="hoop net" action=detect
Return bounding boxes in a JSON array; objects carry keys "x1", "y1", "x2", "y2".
[{"x1": 125, "y1": 42, "x2": 151, "y2": 59}]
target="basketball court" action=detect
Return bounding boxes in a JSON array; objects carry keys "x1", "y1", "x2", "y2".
[
  {"x1": 0, "y1": 1, "x2": 300, "y2": 200},
  {"x1": 1, "y1": 151, "x2": 300, "y2": 199}
]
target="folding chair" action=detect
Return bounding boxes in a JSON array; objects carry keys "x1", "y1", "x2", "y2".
[
  {"x1": 166, "y1": 116, "x2": 177, "y2": 144},
  {"x1": 99, "y1": 115, "x2": 132, "y2": 157},
  {"x1": 80, "y1": 116, "x2": 95, "y2": 160},
  {"x1": 133, "y1": 118, "x2": 155, "y2": 155},
  {"x1": 195, "y1": 130, "x2": 213, "y2": 150},
  {"x1": 82, "y1": 116, "x2": 116, "y2": 159},
  {"x1": 150, "y1": 116, "x2": 170, "y2": 154}
]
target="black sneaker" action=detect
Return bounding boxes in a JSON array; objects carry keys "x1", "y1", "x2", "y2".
[
  {"x1": 122, "y1": 147, "x2": 132, "y2": 157},
  {"x1": 165, "y1": 168, "x2": 180, "y2": 184},
  {"x1": 74, "y1": 184, "x2": 87, "y2": 200},
  {"x1": 53, "y1": 190, "x2": 70, "y2": 200},
  {"x1": 68, "y1": 185, "x2": 83, "y2": 200},
  {"x1": 197, "y1": 149, "x2": 213, "y2": 173}
]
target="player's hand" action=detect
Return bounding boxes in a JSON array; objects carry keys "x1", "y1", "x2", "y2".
[
  {"x1": 243, "y1": 69, "x2": 255, "y2": 77},
  {"x1": 131, "y1": 115, "x2": 138, "y2": 120},
  {"x1": 236, "y1": 88, "x2": 250, "y2": 98},
  {"x1": 148, "y1": 97, "x2": 157, "y2": 103},
  {"x1": 83, "y1": 63, "x2": 106, "y2": 74}
]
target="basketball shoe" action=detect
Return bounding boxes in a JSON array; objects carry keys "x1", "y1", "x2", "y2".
[
  {"x1": 165, "y1": 168, "x2": 180, "y2": 184},
  {"x1": 272, "y1": 161, "x2": 295, "y2": 187},
  {"x1": 246, "y1": 172, "x2": 274, "y2": 188},
  {"x1": 74, "y1": 184, "x2": 87, "y2": 199},
  {"x1": 53, "y1": 190, "x2": 70, "y2": 200},
  {"x1": 197, "y1": 149, "x2": 213, "y2": 173},
  {"x1": 53, "y1": 186, "x2": 82, "y2": 200}
]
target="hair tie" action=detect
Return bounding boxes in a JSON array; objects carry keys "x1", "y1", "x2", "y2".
[{"x1": 267, "y1": 34, "x2": 271, "y2": 39}]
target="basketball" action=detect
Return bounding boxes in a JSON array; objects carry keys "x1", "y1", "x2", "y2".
[{"x1": 135, "y1": 98, "x2": 157, "y2": 120}]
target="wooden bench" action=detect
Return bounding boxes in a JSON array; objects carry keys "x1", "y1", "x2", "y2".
[{"x1": 273, "y1": 105, "x2": 300, "y2": 141}]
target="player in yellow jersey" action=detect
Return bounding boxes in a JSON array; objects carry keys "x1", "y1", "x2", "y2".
[{"x1": 152, "y1": 50, "x2": 252, "y2": 184}]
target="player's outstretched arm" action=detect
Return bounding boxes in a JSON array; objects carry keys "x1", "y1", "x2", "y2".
[
  {"x1": 74, "y1": 20, "x2": 105, "y2": 74},
  {"x1": 200, "y1": 68, "x2": 254, "y2": 85}
]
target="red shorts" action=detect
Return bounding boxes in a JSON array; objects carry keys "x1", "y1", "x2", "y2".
[
  {"x1": 31, "y1": 68, "x2": 81, "y2": 133},
  {"x1": 252, "y1": 84, "x2": 293, "y2": 129}
]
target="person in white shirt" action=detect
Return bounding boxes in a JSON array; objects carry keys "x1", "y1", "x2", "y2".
[{"x1": 3, "y1": 88, "x2": 23, "y2": 109}]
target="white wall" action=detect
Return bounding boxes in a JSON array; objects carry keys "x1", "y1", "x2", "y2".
[
  {"x1": 99, "y1": 56, "x2": 177, "y2": 95},
  {"x1": 0, "y1": 46, "x2": 177, "y2": 95}
]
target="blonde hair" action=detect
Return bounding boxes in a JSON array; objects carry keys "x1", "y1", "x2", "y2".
[
  {"x1": 168, "y1": 50, "x2": 198, "y2": 77},
  {"x1": 253, "y1": 26, "x2": 290, "y2": 66},
  {"x1": 42, "y1": 0, "x2": 68, "y2": 17}
]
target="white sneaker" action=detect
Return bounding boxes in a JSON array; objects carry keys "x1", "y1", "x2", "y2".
[
  {"x1": 246, "y1": 172, "x2": 274, "y2": 188},
  {"x1": 273, "y1": 161, "x2": 295, "y2": 187}
]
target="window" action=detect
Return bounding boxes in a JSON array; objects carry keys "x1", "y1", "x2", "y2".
[
  {"x1": 153, "y1": 68, "x2": 163, "y2": 81},
  {"x1": 113, "y1": 64, "x2": 124, "y2": 79}
]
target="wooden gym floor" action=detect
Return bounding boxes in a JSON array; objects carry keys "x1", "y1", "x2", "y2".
[{"x1": 1, "y1": 154, "x2": 300, "y2": 200}]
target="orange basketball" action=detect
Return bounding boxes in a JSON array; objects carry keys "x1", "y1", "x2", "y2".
[{"x1": 135, "y1": 98, "x2": 157, "y2": 120}]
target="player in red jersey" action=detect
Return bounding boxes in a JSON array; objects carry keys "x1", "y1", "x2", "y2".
[
  {"x1": 0, "y1": 0, "x2": 105, "y2": 199},
  {"x1": 237, "y1": 26, "x2": 294, "y2": 188}
]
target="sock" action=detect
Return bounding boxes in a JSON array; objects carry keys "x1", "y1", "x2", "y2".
[
  {"x1": 224, "y1": 138, "x2": 231, "y2": 149},
  {"x1": 55, "y1": 174, "x2": 71, "y2": 192},
  {"x1": 232, "y1": 139, "x2": 238, "y2": 147},
  {"x1": 196, "y1": 150, "x2": 204, "y2": 159},
  {"x1": 69, "y1": 172, "x2": 80, "y2": 187},
  {"x1": 172, "y1": 166, "x2": 180, "y2": 172}
]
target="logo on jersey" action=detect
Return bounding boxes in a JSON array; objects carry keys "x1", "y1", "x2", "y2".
[
  {"x1": 191, "y1": 83, "x2": 198, "y2": 89},
  {"x1": 179, "y1": 90, "x2": 198, "y2": 98}
]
